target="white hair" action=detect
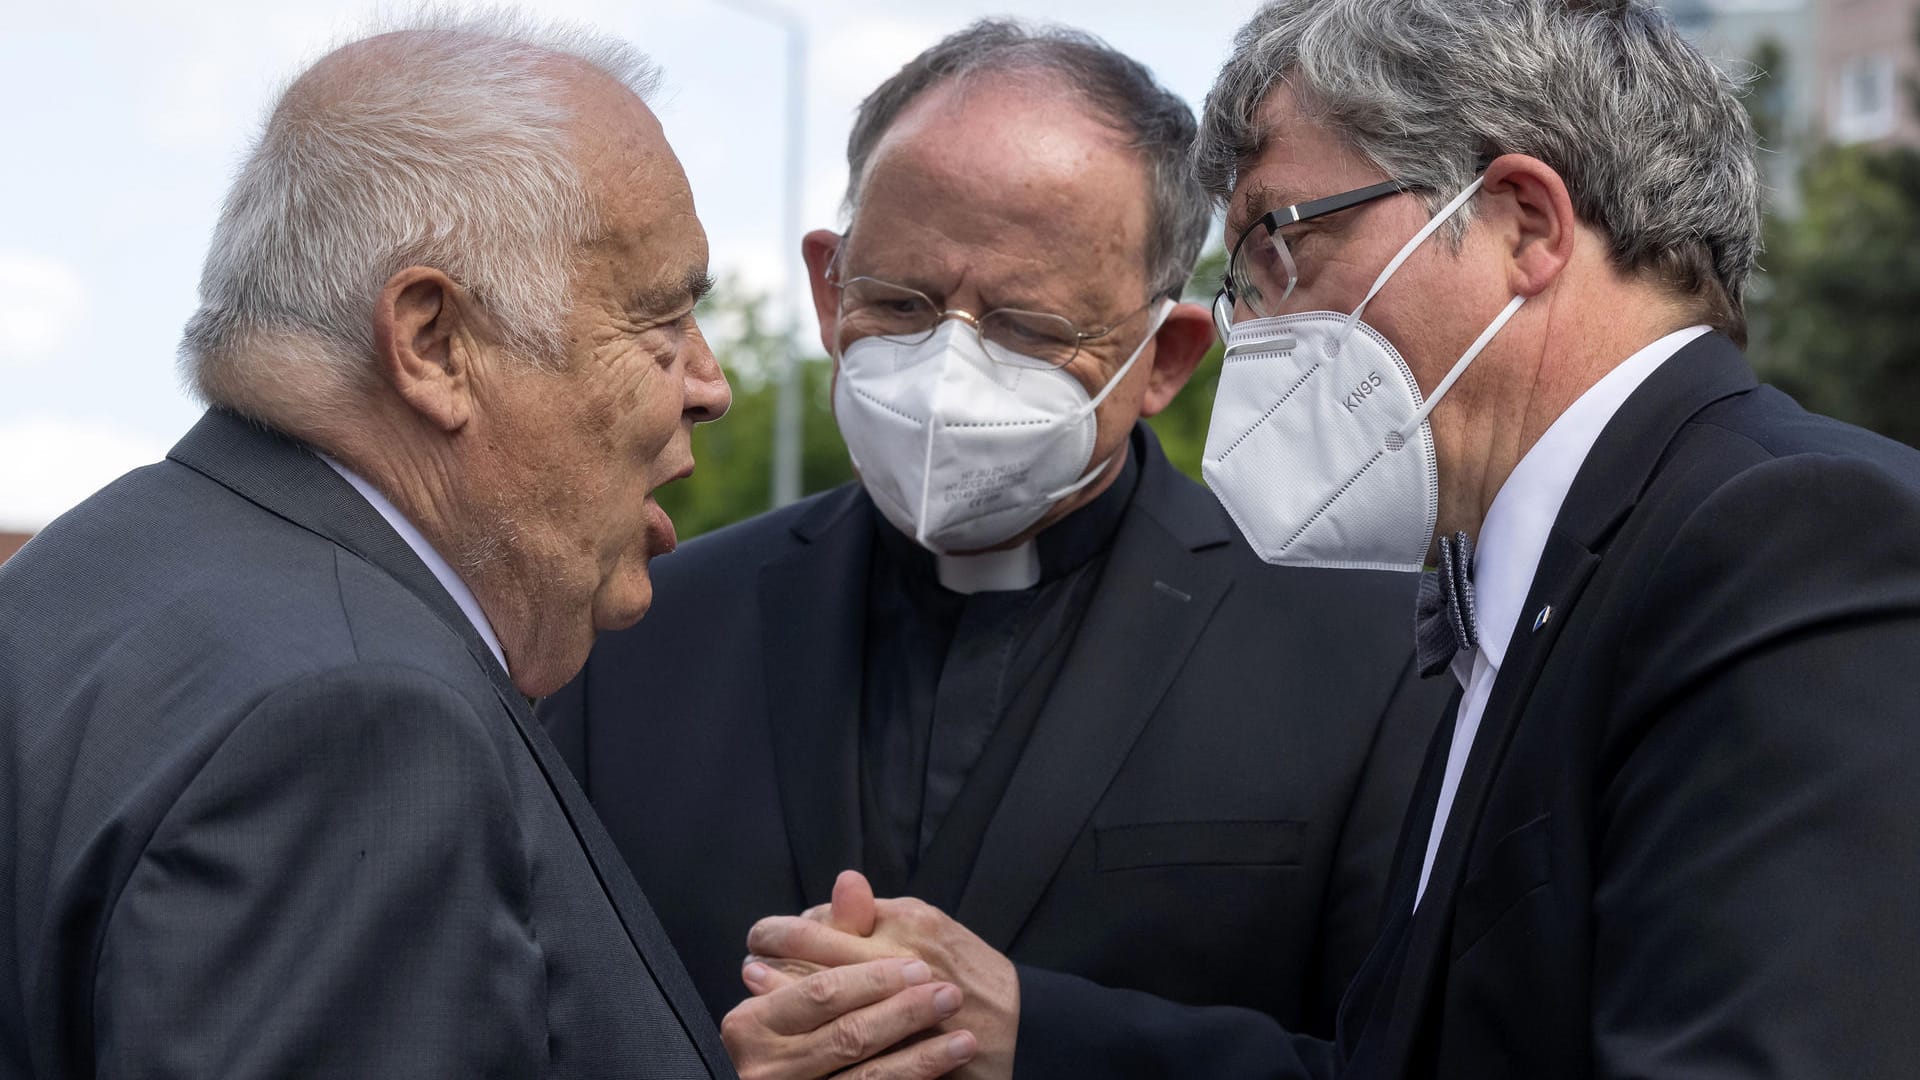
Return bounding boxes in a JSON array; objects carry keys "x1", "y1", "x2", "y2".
[{"x1": 178, "y1": 9, "x2": 660, "y2": 421}]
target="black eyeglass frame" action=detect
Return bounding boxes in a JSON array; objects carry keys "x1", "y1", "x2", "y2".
[{"x1": 1212, "y1": 177, "x2": 1411, "y2": 339}]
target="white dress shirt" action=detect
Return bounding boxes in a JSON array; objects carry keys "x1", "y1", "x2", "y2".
[
  {"x1": 1413, "y1": 325, "x2": 1710, "y2": 907},
  {"x1": 320, "y1": 456, "x2": 509, "y2": 674}
]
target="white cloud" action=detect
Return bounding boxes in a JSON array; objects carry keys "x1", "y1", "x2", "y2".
[
  {"x1": 0, "y1": 415, "x2": 167, "y2": 532},
  {"x1": 0, "y1": 253, "x2": 87, "y2": 368}
]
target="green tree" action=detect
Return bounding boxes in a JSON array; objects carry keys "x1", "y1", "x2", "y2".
[
  {"x1": 1747, "y1": 18, "x2": 1920, "y2": 448},
  {"x1": 1755, "y1": 144, "x2": 1920, "y2": 446}
]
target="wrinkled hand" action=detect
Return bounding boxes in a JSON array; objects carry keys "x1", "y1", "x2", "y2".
[
  {"x1": 720, "y1": 954, "x2": 977, "y2": 1080},
  {"x1": 745, "y1": 871, "x2": 1018, "y2": 1080}
]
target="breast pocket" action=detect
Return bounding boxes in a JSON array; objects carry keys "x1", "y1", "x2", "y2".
[
  {"x1": 1453, "y1": 811, "x2": 1553, "y2": 953},
  {"x1": 1093, "y1": 820, "x2": 1307, "y2": 872}
]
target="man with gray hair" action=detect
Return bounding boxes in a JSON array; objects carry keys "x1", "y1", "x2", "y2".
[
  {"x1": 545, "y1": 17, "x2": 1442, "y2": 1080},
  {"x1": 0, "y1": 13, "x2": 782, "y2": 1077},
  {"x1": 739, "y1": 2, "x2": 1920, "y2": 1077}
]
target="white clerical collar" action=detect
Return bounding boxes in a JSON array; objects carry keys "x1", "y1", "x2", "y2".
[
  {"x1": 936, "y1": 542, "x2": 1042, "y2": 594},
  {"x1": 320, "y1": 455, "x2": 509, "y2": 673},
  {"x1": 1471, "y1": 325, "x2": 1711, "y2": 672}
]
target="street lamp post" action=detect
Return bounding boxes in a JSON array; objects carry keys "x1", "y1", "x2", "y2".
[{"x1": 713, "y1": 0, "x2": 808, "y2": 509}]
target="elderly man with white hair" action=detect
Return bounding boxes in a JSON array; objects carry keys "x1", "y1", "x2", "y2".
[{"x1": 0, "y1": 13, "x2": 961, "y2": 1079}]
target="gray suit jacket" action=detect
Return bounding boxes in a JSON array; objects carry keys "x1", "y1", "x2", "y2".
[{"x1": 0, "y1": 409, "x2": 735, "y2": 1079}]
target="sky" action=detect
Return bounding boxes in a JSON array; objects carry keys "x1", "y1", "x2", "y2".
[{"x1": 0, "y1": 0, "x2": 1265, "y2": 532}]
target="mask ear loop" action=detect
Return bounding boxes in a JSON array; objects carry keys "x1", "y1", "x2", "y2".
[
  {"x1": 1386, "y1": 292, "x2": 1526, "y2": 450},
  {"x1": 1045, "y1": 298, "x2": 1176, "y2": 500},
  {"x1": 1085, "y1": 299, "x2": 1174, "y2": 412},
  {"x1": 1334, "y1": 177, "x2": 1488, "y2": 355}
]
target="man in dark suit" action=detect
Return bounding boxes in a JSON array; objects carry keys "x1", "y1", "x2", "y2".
[
  {"x1": 544, "y1": 21, "x2": 1444, "y2": 1078},
  {"x1": 0, "y1": 16, "x2": 959, "y2": 1078},
  {"x1": 737, "y1": 3, "x2": 1920, "y2": 1078}
]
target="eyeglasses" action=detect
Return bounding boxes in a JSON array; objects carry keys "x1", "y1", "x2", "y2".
[
  {"x1": 828, "y1": 266, "x2": 1158, "y2": 371},
  {"x1": 1212, "y1": 178, "x2": 1410, "y2": 340}
]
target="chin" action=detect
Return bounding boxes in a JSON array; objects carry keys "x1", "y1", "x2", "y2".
[{"x1": 591, "y1": 570, "x2": 655, "y2": 633}]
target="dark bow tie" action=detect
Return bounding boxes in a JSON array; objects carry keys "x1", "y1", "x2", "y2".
[{"x1": 1415, "y1": 531, "x2": 1479, "y2": 678}]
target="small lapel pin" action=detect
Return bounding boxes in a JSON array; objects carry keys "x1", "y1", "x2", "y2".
[{"x1": 1532, "y1": 604, "x2": 1553, "y2": 632}]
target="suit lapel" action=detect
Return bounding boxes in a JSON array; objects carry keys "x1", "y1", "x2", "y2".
[
  {"x1": 1336, "y1": 686, "x2": 1459, "y2": 1064},
  {"x1": 1363, "y1": 335, "x2": 1761, "y2": 1070},
  {"x1": 168, "y1": 410, "x2": 735, "y2": 1076},
  {"x1": 488, "y1": 679, "x2": 736, "y2": 1075},
  {"x1": 758, "y1": 486, "x2": 874, "y2": 905},
  {"x1": 1374, "y1": 533, "x2": 1601, "y2": 1066},
  {"x1": 952, "y1": 432, "x2": 1238, "y2": 949}
]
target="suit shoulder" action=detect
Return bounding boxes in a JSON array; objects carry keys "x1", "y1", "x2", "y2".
[
  {"x1": 1683, "y1": 385, "x2": 1920, "y2": 490},
  {"x1": 1, "y1": 460, "x2": 361, "y2": 670},
  {"x1": 1630, "y1": 388, "x2": 1920, "y2": 555},
  {"x1": 1, "y1": 459, "x2": 498, "y2": 743},
  {"x1": 1610, "y1": 398, "x2": 1920, "y2": 708}
]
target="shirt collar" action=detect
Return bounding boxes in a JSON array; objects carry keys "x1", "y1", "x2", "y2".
[
  {"x1": 1470, "y1": 325, "x2": 1710, "y2": 671},
  {"x1": 320, "y1": 455, "x2": 509, "y2": 673}
]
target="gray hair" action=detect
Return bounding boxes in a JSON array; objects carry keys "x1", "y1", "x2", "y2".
[
  {"x1": 1197, "y1": 0, "x2": 1762, "y2": 343},
  {"x1": 179, "y1": 10, "x2": 660, "y2": 420},
  {"x1": 843, "y1": 19, "x2": 1210, "y2": 302}
]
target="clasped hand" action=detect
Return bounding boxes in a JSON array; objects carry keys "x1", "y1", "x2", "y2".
[{"x1": 718, "y1": 871, "x2": 1018, "y2": 1080}]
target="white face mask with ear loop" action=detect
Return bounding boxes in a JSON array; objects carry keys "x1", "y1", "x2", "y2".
[
  {"x1": 834, "y1": 299, "x2": 1174, "y2": 555},
  {"x1": 1202, "y1": 176, "x2": 1527, "y2": 572}
]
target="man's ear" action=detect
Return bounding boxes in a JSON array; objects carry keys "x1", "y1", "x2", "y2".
[
  {"x1": 371, "y1": 266, "x2": 473, "y2": 433},
  {"x1": 800, "y1": 230, "x2": 844, "y2": 359},
  {"x1": 1481, "y1": 154, "x2": 1577, "y2": 299},
  {"x1": 1140, "y1": 301, "x2": 1216, "y2": 417}
]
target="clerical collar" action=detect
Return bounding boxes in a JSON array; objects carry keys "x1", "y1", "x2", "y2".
[
  {"x1": 936, "y1": 543, "x2": 1041, "y2": 593},
  {"x1": 873, "y1": 426, "x2": 1144, "y2": 594}
]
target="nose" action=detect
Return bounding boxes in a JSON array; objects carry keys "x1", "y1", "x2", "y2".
[{"x1": 685, "y1": 332, "x2": 731, "y2": 424}]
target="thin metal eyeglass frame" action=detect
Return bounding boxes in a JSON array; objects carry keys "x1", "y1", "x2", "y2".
[
  {"x1": 828, "y1": 255, "x2": 1160, "y2": 370},
  {"x1": 1212, "y1": 177, "x2": 1410, "y2": 340}
]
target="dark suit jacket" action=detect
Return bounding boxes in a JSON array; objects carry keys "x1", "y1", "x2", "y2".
[
  {"x1": 542, "y1": 424, "x2": 1448, "y2": 1054},
  {"x1": 1009, "y1": 335, "x2": 1920, "y2": 1078},
  {"x1": 0, "y1": 410, "x2": 735, "y2": 1079}
]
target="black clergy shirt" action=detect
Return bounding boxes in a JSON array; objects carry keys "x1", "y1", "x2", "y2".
[{"x1": 859, "y1": 437, "x2": 1141, "y2": 905}]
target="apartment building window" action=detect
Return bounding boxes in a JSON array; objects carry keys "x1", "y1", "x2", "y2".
[{"x1": 1832, "y1": 52, "x2": 1899, "y2": 143}]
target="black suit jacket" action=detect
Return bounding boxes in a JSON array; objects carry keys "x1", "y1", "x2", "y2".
[
  {"x1": 0, "y1": 410, "x2": 735, "y2": 1079},
  {"x1": 542, "y1": 424, "x2": 1448, "y2": 1054},
  {"x1": 1010, "y1": 335, "x2": 1920, "y2": 1078}
]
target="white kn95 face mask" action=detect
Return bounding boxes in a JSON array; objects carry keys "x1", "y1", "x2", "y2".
[
  {"x1": 1202, "y1": 177, "x2": 1525, "y2": 572},
  {"x1": 835, "y1": 300, "x2": 1173, "y2": 555}
]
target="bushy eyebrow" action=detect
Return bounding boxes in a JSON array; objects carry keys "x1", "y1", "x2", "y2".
[
  {"x1": 632, "y1": 267, "x2": 715, "y2": 315},
  {"x1": 1227, "y1": 181, "x2": 1304, "y2": 239}
]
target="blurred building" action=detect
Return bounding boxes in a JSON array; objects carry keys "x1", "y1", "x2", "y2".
[
  {"x1": 1665, "y1": 0, "x2": 1918, "y2": 212},
  {"x1": 1819, "y1": 0, "x2": 1920, "y2": 145},
  {"x1": 1668, "y1": 0, "x2": 1821, "y2": 209},
  {"x1": 0, "y1": 532, "x2": 31, "y2": 566}
]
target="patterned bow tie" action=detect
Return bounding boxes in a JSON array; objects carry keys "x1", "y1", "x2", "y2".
[{"x1": 1415, "y1": 531, "x2": 1479, "y2": 678}]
